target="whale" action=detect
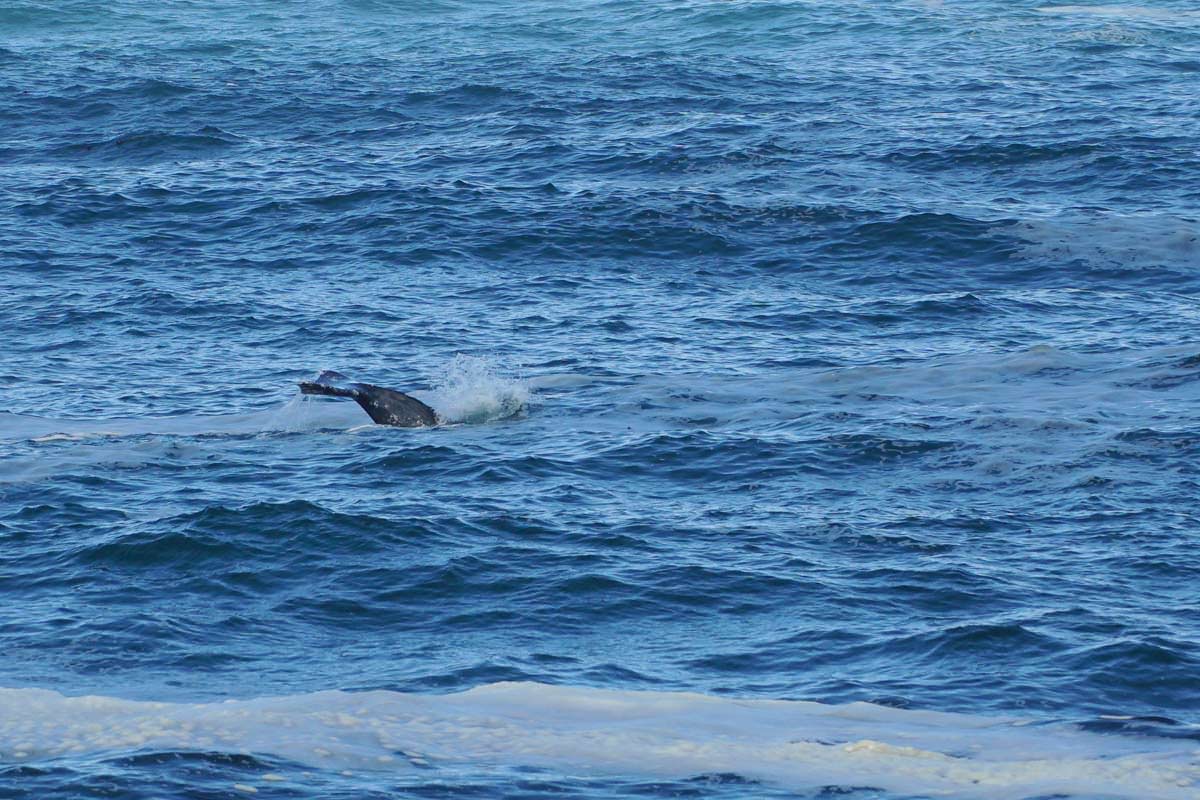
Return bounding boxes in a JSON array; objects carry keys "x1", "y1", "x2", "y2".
[{"x1": 298, "y1": 370, "x2": 438, "y2": 427}]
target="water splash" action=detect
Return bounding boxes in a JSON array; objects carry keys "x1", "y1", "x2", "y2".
[{"x1": 426, "y1": 354, "x2": 530, "y2": 424}]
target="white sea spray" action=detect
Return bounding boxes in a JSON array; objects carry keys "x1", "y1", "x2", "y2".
[{"x1": 425, "y1": 354, "x2": 530, "y2": 424}]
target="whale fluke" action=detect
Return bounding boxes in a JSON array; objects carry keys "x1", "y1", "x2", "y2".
[{"x1": 299, "y1": 370, "x2": 438, "y2": 427}]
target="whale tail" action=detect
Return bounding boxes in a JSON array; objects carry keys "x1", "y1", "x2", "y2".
[
  {"x1": 298, "y1": 371, "x2": 438, "y2": 427},
  {"x1": 298, "y1": 370, "x2": 362, "y2": 399},
  {"x1": 298, "y1": 370, "x2": 360, "y2": 398}
]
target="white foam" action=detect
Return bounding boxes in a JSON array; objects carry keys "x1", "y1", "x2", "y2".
[
  {"x1": 267, "y1": 394, "x2": 372, "y2": 432},
  {"x1": 424, "y1": 354, "x2": 529, "y2": 424},
  {"x1": 525, "y1": 373, "x2": 606, "y2": 390},
  {"x1": 1016, "y1": 212, "x2": 1199, "y2": 271},
  {"x1": 1037, "y1": 5, "x2": 1200, "y2": 20},
  {"x1": 0, "y1": 683, "x2": 1195, "y2": 798},
  {"x1": 0, "y1": 397, "x2": 369, "y2": 446}
]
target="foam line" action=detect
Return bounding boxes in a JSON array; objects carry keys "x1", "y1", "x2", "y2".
[{"x1": 2, "y1": 683, "x2": 1196, "y2": 798}]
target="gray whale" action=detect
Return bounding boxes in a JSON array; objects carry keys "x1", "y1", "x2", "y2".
[{"x1": 298, "y1": 371, "x2": 438, "y2": 427}]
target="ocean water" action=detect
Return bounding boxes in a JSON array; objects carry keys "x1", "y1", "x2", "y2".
[{"x1": 1, "y1": 1, "x2": 1198, "y2": 797}]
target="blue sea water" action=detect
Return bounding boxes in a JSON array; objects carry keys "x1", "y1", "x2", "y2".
[{"x1": 2, "y1": 0, "x2": 1199, "y2": 797}]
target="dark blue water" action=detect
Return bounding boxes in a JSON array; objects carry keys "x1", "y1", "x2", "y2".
[{"x1": 2, "y1": 1, "x2": 1198, "y2": 797}]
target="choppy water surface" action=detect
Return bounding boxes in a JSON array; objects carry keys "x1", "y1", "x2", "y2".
[{"x1": 2, "y1": 1, "x2": 1198, "y2": 798}]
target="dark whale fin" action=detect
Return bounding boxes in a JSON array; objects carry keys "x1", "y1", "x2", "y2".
[
  {"x1": 298, "y1": 371, "x2": 438, "y2": 427},
  {"x1": 298, "y1": 370, "x2": 359, "y2": 399}
]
